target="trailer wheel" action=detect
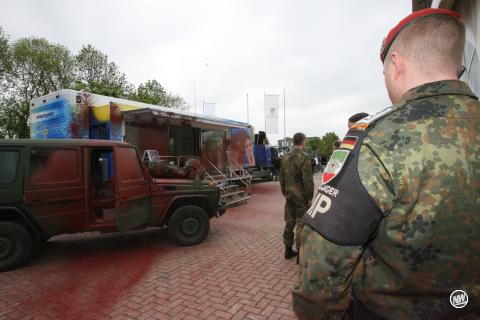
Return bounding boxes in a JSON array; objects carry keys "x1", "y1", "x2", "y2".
[
  {"x1": 168, "y1": 205, "x2": 210, "y2": 246},
  {"x1": 0, "y1": 221, "x2": 32, "y2": 272}
]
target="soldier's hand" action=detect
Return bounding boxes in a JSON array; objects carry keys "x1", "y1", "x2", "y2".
[{"x1": 307, "y1": 200, "x2": 312, "y2": 208}]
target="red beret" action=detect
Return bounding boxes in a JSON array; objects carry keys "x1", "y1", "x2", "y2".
[{"x1": 380, "y1": 8, "x2": 461, "y2": 63}]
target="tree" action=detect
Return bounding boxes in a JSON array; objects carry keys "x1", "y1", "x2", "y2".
[
  {"x1": 73, "y1": 44, "x2": 132, "y2": 97},
  {"x1": 164, "y1": 93, "x2": 189, "y2": 110},
  {"x1": 0, "y1": 36, "x2": 74, "y2": 138},
  {"x1": 0, "y1": 29, "x2": 190, "y2": 137},
  {"x1": 317, "y1": 132, "x2": 340, "y2": 157},
  {"x1": 133, "y1": 79, "x2": 167, "y2": 105},
  {"x1": 306, "y1": 137, "x2": 321, "y2": 154},
  {"x1": 132, "y1": 79, "x2": 189, "y2": 111},
  {"x1": 0, "y1": 27, "x2": 10, "y2": 75},
  {"x1": 0, "y1": 28, "x2": 13, "y2": 138}
]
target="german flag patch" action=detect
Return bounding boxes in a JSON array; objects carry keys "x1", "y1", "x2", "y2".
[{"x1": 340, "y1": 136, "x2": 357, "y2": 150}]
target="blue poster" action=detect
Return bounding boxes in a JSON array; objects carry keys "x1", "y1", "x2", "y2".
[{"x1": 30, "y1": 99, "x2": 71, "y2": 139}]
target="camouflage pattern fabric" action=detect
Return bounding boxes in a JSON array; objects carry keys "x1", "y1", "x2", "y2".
[
  {"x1": 283, "y1": 201, "x2": 307, "y2": 247},
  {"x1": 293, "y1": 80, "x2": 480, "y2": 319},
  {"x1": 280, "y1": 147, "x2": 314, "y2": 247}
]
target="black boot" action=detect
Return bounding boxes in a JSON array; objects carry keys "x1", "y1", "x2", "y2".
[{"x1": 285, "y1": 245, "x2": 298, "y2": 259}]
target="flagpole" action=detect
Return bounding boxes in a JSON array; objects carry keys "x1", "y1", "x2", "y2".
[
  {"x1": 193, "y1": 80, "x2": 197, "y2": 115},
  {"x1": 202, "y1": 100, "x2": 205, "y2": 114},
  {"x1": 246, "y1": 93, "x2": 249, "y2": 123},
  {"x1": 264, "y1": 92, "x2": 267, "y2": 132},
  {"x1": 283, "y1": 89, "x2": 286, "y2": 151}
]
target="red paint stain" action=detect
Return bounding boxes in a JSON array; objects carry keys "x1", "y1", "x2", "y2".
[{"x1": 10, "y1": 231, "x2": 170, "y2": 319}]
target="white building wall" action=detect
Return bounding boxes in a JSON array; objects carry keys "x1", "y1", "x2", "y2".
[{"x1": 433, "y1": 0, "x2": 480, "y2": 95}]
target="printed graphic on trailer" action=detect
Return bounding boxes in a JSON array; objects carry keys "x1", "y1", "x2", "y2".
[{"x1": 30, "y1": 100, "x2": 71, "y2": 139}]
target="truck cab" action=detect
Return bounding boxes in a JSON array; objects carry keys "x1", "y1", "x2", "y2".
[{"x1": 0, "y1": 139, "x2": 223, "y2": 271}]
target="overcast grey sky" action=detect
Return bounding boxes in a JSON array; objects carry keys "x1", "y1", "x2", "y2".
[{"x1": 0, "y1": 0, "x2": 412, "y2": 143}]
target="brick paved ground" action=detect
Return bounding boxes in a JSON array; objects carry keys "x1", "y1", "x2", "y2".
[{"x1": 0, "y1": 176, "x2": 321, "y2": 320}]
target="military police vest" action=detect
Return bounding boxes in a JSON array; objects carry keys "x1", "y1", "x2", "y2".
[{"x1": 304, "y1": 108, "x2": 394, "y2": 246}]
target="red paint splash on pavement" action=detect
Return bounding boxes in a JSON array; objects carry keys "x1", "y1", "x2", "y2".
[{"x1": 9, "y1": 232, "x2": 169, "y2": 319}]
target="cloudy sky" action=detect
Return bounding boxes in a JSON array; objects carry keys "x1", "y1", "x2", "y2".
[{"x1": 1, "y1": 0, "x2": 412, "y2": 143}]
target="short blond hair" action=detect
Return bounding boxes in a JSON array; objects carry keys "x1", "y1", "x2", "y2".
[{"x1": 387, "y1": 14, "x2": 465, "y2": 75}]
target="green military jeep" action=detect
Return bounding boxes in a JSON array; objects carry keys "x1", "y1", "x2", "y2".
[{"x1": 0, "y1": 139, "x2": 224, "y2": 271}]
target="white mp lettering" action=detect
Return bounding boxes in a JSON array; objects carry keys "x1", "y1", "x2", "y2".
[
  {"x1": 308, "y1": 194, "x2": 332, "y2": 218},
  {"x1": 306, "y1": 194, "x2": 321, "y2": 217}
]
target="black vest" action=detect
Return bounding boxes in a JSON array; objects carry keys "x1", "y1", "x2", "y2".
[{"x1": 304, "y1": 129, "x2": 383, "y2": 246}]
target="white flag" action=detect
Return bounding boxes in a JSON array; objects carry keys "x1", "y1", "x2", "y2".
[
  {"x1": 264, "y1": 94, "x2": 279, "y2": 134},
  {"x1": 204, "y1": 102, "x2": 216, "y2": 116}
]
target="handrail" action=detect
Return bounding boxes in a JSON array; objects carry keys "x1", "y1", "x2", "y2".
[
  {"x1": 226, "y1": 155, "x2": 252, "y2": 190},
  {"x1": 201, "y1": 157, "x2": 229, "y2": 193}
]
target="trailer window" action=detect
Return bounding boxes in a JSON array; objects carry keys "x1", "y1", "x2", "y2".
[
  {"x1": 0, "y1": 151, "x2": 19, "y2": 183},
  {"x1": 30, "y1": 148, "x2": 78, "y2": 184},
  {"x1": 117, "y1": 147, "x2": 144, "y2": 181}
]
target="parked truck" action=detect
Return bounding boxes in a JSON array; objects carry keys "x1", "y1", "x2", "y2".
[
  {"x1": 0, "y1": 139, "x2": 224, "y2": 271},
  {"x1": 247, "y1": 131, "x2": 280, "y2": 181}
]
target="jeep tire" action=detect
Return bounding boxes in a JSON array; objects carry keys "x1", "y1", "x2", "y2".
[
  {"x1": 168, "y1": 205, "x2": 210, "y2": 246},
  {"x1": 0, "y1": 221, "x2": 33, "y2": 272}
]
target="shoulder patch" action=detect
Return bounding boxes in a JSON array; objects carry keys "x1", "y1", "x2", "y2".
[
  {"x1": 352, "y1": 106, "x2": 396, "y2": 130},
  {"x1": 322, "y1": 150, "x2": 350, "y2": 185},
  {"x1": 339, "y1": 136, "x2": 357, "y2": 150}
]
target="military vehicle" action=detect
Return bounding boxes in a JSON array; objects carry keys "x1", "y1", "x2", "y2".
[{"x1": 0, "y1": 139, "x2": 224, "y2": 271}]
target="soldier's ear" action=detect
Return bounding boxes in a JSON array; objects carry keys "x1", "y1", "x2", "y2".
[{"x1": 390, "y1": 52, "x2": 405, "y2": 80}]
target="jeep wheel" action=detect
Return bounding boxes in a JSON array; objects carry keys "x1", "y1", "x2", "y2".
[
  {"x1": 0, "y1": 222, "x2": 33, "y2": 272},
  {"x1": 168, "y1": 205, "x2": 210, "y2": 246}
]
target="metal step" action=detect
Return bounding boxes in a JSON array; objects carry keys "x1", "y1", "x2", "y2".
[
  {"x1": 222, "y1": 185, "x2": 239, "y2": 190},
  {"x1": 225, "y1": 196, "x2": 252, "y2": 207},
  {"x1": 203, "y1": 160, "x2": 252, "y2": 207},
  {"x1": 220, "y1": 190, "x2": 246, "y2": 198}
]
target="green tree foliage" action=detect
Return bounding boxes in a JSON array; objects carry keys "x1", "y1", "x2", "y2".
[
  {"x1": 306, "y1": 136, "x2": 321, "y2": 154},
  {"x1": 306, "y1": 133, "x2": 340, "y2": 156},
  {"x1": 0, "y1": 27, "x2": 10, "y2": 74},
  {"x1": 317, "y1": 132, "x2": 340, "y2": 157},
  {"x1": 0, "y1": 28, "x2": 11, "y2": 138},
  {"x1": 73, "y1": 44, "x2": 132, "y2": 97},
  {"x1": 0, "y1": 35, "x2": 74, "y2": 138},
  {"x1": 0, "y1": 28, "x2": 190, "y2": 138},
  {"x1": 133, "y1": 79, "x2": 167, "y2": 105},
  {"x1": 132, "y1": 79, "x2": 189, "y2": 110}
]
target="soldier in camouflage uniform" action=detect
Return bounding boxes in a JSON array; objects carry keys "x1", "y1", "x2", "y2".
[
  {"x1": 280, "y1": 132, "x2": 314, "y2": 260},
  {"x1": 293, "y1": 9, "x2": 479, "y2": 319}
]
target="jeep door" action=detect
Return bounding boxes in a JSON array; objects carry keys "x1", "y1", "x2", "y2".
[
  {"x1": 0, "y1": 148, "x2": 23, "y2": 204},
  {"x1": 24, "y1": 146, "x2": 86, "y2": 235},
  {"x1": 114, "y1": 145, "x2": 151, "y2": 232}
]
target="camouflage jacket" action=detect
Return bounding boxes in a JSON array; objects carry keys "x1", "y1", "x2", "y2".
[
  {"x1": 293, "y1": 80, "x2": 480, "y2": 319},
  {"x1": 280, "y1": 147, "x2": 314, "y2": 205}
]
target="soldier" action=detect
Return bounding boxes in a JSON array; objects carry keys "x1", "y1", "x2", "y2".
[
  {"x1": 280, "y1": 132, "x2": 314, "y2": 260},
  {"x1": 293, "y1": 8, "x2": 479, "y2": 319}
]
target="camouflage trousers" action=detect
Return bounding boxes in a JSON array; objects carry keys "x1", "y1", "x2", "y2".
[{"x1": 283, "y1": 200, "x2": 307, "y2": 248}]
